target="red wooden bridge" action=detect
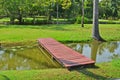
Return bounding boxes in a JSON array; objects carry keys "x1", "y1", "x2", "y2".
[{"x1": 38, "y1": 38, "x2": 95, "y2": 68}]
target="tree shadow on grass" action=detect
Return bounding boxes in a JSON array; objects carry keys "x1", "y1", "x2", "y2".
[
  {"x1": 0, "y1": 74, "x2": 10, "y2": 80},
  {"x1": 70, "y1": 65, "x2": 109, "y2": 80},
  {"x1": 29, "y1": 25, "x2": 72, "y2": 31},
  {"x1": 0, "y1": 24, "x2": 71, "y2": 31}
]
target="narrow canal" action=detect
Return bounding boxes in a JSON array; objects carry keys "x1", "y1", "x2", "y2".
[{"x1": 0, "y1": 41, "x2": 120, "y2": 70}]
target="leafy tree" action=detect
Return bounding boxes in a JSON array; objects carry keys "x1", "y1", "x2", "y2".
[
  {"x1": 66, "y1": 0, "x2": 81, "y2": 23},
  {"x1": 84, "y1": 0, "x2": 93, "y2": 18},
  {"x1": 99, "y1": 0, "x2": 120, "y2": 19},
  {"x1": 52, "y1": 0, "x2": 72, "y2": 24},
  {"x1": 0, "y1": 0, "x2": 119, "y2": 25},
  {"x1": 99, "y1": 0, "x2": 111, "y2": 19},
  {"x1": 61, "y1": 0, "x2": 71, "y2": 9},
  {"x1": 0, "y1": 0, "x2": 6, "y2": 18},
  {"x1": 2, "y1": 0, "x2": 32, "y2": 24},
  {"x1": 111, "y1": 0, "x2": 119, "y2": 19}
]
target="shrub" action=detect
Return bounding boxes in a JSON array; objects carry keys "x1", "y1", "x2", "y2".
[{"x1": 75, "y1": 16, "x2": 92, "y2": 24}]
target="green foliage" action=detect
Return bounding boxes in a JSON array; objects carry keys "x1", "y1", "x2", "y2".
[
  {"x1": 75, "y1": 16, "x2": 91, "y2": 24},
  {"x1": 84, "y1": 0, "x2": 93, "y2": 18},
  {"x1": 111, "y1": 0, "x2": 118, "y2": 19},
  {"x1": 112, "y1": 58, "x2": 120, "y2": 68},
  {"x1": 99, "y1": 0, "x2": 120, "y2": 19},
  {"x1": 61, "y1": 0, "x2": 71, "y2": 9},
  {"x1": 0, "y1": 0, "x2": 120, "y2": 25},
  {"x1": 1, "y1": 0, "x2": 34, "y2": 24}
]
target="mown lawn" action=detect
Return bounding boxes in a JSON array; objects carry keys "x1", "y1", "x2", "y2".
[
  {"x1": 0, "y1": 59, "x2": 120, "y2": 80},
  {"x1": 0, "y1": 24, "x2": 120, "y2": 43},
  {"x1": 0, "y1": 24, "x2": 120, "y2": 80}
]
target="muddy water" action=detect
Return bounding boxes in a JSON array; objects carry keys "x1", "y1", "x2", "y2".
[
  {"x1": 66, "y1": 40, "x2": 120, "y2": 63},
  {"x1": 0, "y1": 43, "x2": 61, "y2": 70}
]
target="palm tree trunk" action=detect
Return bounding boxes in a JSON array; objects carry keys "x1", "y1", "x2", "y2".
[
  {"x1": 81, "y1": 0, "x2": 84, "y2": 27},
  {"x1": 92, "y1": 0, "x2": 104, "y2": 41},
  {"x1": 56, "y1": 0, "x2": 59, "y2": 24}
]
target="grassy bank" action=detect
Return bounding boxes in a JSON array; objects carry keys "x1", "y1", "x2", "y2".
[
  {"x1": 0, "y1": 24, "x2": 120, "y2": 43},
  {"x1": 0, "y1": 24, "x2": 120, "y2": 80},
  {"x1": 0, "y1": 59, "x2": 120, "y2": 80}
]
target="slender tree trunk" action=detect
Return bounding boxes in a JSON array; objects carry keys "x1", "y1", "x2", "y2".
[
  {"x1": 92, "y1": 0, "x2": 104, "y2": 41},
  {"x1": 18, "y1": 10, "x2": 22, "y2": 24},
  {"x1": 18, "y1": 15, "x2": 22, "y2": 24},
  {"x1": 48, "y1": 13, "x2": 52, "y2": 20},
  {"x1": 81, "y1": 0, "x2": 84, "y2": 27},
  {"x1": 48, "y1": 2, "x2": 52, "y2": 21},
  {"x1": 10, "y1": 17, "x2": 15, "y2": 24},
  {"x1": 33, "y1": 16, "x2": 36, "y2": 24},
  {"x1": 56, "y1": 1, "x2": 59, "y2": 24}
]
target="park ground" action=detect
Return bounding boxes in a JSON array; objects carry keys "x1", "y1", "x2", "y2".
[
  {"x1": 0, "y1": 24, "x2": 120, "y2": 80},
  {"x1": 0, "y1": 24, "x2": 120, "y2": 42},
  {"x1": 1, "y1": 59, "x2": 120, "y2": 80}
]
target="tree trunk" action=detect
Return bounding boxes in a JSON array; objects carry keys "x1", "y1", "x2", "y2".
[
  {"x1": 81, "y1": 0, "x2": 84, "y2": 27},
  {"x1": 48, "y1": 14, "x2": 52, "y2": 21},
  {"x1": 56, "y1": 1, "x2": 59, "y2": 24},
  {"x1": 48, "y1": 3, "x2": 52, "y2": 21},
  {"x1": 92, "y1": 0, "x2": 104, "y2": 41},
  {"x1": 18, "y1": 10, "x2": 22, "y2": 24},
  {"x1": 18, "y1": 15, "x2": 22, "y2": 24},
  {"x1": 10, "y1": 16, "x2": 15, "y2": 24},
  {"x1": 33, "y1": 17, "x2": 36, "y2": 24}
]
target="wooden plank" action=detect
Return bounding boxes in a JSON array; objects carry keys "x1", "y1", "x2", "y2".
[{"x1": 38, "y1": 38, "x2": 95, "y2": 68}]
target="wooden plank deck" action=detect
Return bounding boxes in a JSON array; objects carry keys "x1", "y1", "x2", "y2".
[{"x1": 38, "y1": 38, "x2": 95, "y2": 68}]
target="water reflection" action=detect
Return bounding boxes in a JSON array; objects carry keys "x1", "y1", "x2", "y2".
[
  {"x1": 66, "y1": 41, "x2": 120, "y2": 63},
  {"x1": 0, "y1": 41, "x2": 120, "y2": 70},
  {"x1": 0, "y1": 44, "x2": 61, "y2": 70}
]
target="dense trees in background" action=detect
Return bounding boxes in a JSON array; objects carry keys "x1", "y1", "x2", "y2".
[
  {"x1": 0, "y1": 0, "x2": 34, "y2": 24},
  {"x1": 0, "y1": 0, "x2": 120, "y2": 24},
  {"x1": 99, "y1": 0, "x2": 120, "y2": 19}
]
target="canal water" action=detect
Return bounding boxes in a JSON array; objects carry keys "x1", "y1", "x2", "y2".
[
  {"x1": 0, "y1": 43, "x2": 61, "y2": 70},
  {"x1": 0, "y1": 41, "x2": 120, "y2": 70},
  {"x1": 66, "y1": 40, "x2": 120, "y2": 63}
]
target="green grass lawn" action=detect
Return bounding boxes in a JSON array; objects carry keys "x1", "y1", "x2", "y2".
[
  {"x1": 0, "y1": 24, "x2": 120, "y2": 80},
  {"x1": 0, "y1": 24, "x2": 120, "y2": 43},
  {"x1": 99, "y1": 19, "x2": 120, "y2": 24},
  {"x1": 0, "y1": 59, "x2": 120, "y2": 80},
  {"x1": 0, "y1": 18, "x2": 10, "y2": 22}
]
